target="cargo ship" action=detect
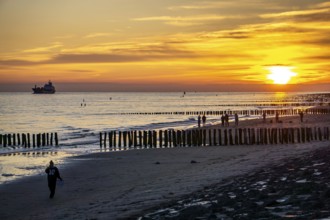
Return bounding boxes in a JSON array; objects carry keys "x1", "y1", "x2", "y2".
[{"x1": 32, "y1": 81, "x2": 56, "y2": 94}]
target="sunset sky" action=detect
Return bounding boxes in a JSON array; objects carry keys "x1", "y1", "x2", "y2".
[{"x1": 0, "y1": 0, "x2": 329, "y2": 92}]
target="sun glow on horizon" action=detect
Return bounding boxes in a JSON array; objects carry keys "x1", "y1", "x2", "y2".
[{"x1": 267, "y1": 66, "x2": 297, "y2": 84}]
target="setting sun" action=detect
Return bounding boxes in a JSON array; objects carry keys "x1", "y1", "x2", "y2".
[{"x1": 267, "y1": 66, "x2": 297, "y2": 84}]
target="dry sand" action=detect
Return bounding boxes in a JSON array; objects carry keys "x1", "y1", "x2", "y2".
[{"x1": 0, "y1": 113, "x2": 329, "y2": 220}]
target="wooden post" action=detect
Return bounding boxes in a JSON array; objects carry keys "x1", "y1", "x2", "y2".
[
  {"x1": 260, "y1": 128, "x2": 264, "y2": 145},
  {"x1": 291, "y1": 128, "x2": 295, "y2": 144},
  {"x1": 195, "y1": 130, "x2": 199, "y2": 146},
  {"x1": 234, "y1": 129, "x2": 238, "y2": 145},
  {"x1": 2, "y1": 134, "x2": 7, "y2": 147},
  {"x1": 224, "y1": 129, "x2": 228, "y2": 145},
  {"x1": 13, "y1": 133, "x2": 16, "y2": 146},
  {"x1": 47, "y1": 133, "x2": 49, "y2": 146},
  {"x1": 23, "y1": 134, "x2": 27, "y2": 148},
  {"x1": 113, "y1": 131, "x2": 117, "y2": 149},
  {"x1": 263, "y1": 128, "x2": 268, "y2": 145},
  {"x1": 109, "y1": 131, "x2": 113, "y2": 150},
  {"x1": 143, "y1": 130, "x2": 147, "y2": 148},
  {"x1": 203, "y1": 129, "x2": 206, "y2": 146},
  {"x1": 218, "y1": 129, "x2": 222, "y2": 146},
  {"x1": 297, "y1": 128, "x2": 301, "y2": 143},
  {"x1": 209, "y1": 129, "x2": 212, "y2": 146},
  {"x1": 27, "y1": 133, "x2": 31, "y2": 148},
  {"x1": 159, "y1": 130, "x2": 163, "y2": 148},
  {"x1": 169, "y1": 130, "x2": 172, "y2": 147},
  {"x1": 104, "y1": 132, "x2": 107, "y2": 148},
  {"x1": 0, "y1": 134, "x2": 2, "y2": 146},
  {"x1": 187, "y1": 130, "x2": 192, "y2": 147},
  {"x1": 314, "y1": 127, "x2": 317, "y2": 141},
  {"x1": 17, "y1": 133, "x2": 21, "y2": 146},
  {"x1": 243, "y1": 128, "x2": 248, "y2": 145},
  {"x1": 255, "y1": 128, "x2": 259, "y2": 144},
  {"x1": 138, "y1": 131, "x2": 142, "y2": 148},
  {"x1": 229, "y1": 129, "x2": 233, "y2": 145},
  {"x1": 148, "y1": 130, "x2": 153, "y2": 148},
  {"x1": 213, "y1": 129, "x2": 217, "y2": 146},
  {"x1": 128, "y1": 131, "x2": 132, "y2": 149},
  {"x1": 99, "y1": 132, "x2": 102, "y2": 148},
  {"x1": 318, "y1": 127, "x2": 322, "y2": 141},
  {"x1": 164, "y1": 130, "x2": 168, "y2": 148},
  {"x1": 32, "y1": 134, "x2": 36, "y2": 148},
  {"x1": 251, "y1": 128, "x2": 256, "y2": 145},
  {"x1": 173, "y1": 130, "x2": 177, "y2": 147},
  {"x1": 3, "y1": 134, "x2": 7, "y2": 147},
  {"x1": 177, "y1": 130, "x2": 182, "y2": 147},
  {"x1": 153, "y1": 130, "x2": 157, "y2": 148},
  {"x1": 55, "y1": 133, "x2": 59, "y2": 146},
  {"x1": 8, "y1": 134, "x2": 12, "y2": 146},
  {"x1": 134, "y1": 131, "x2": 137, "y2": 148},
  {"x1": 50, "y1": 133, "x2": 53, "y2": 146},
  {"x1": 306, "y1": 128, "x2": 310, "y2": 142},
  {"x1": 123, "y1": 131, "x2": 127, "y2": 149},
  {"x1": 37, "y1": 134, "x2": 40, "y2": 147},
  {"x1": 239, "y1": 128, "x2": 243, "y2": 145},
  {"x1": 192, "y1": 130, "x2": 196, "y2": 146},
  {"x1": 42, "y1": 133, "x2": 46, "y2": 146},
  {"x1": 301, "y1": 128, "x2": 306, "y2": 143},
  {"x1": 182, "y1": 130, "x2": 186, "y2": 147},
  {"x1": 268, "y1": 129, "x2": 273, "y2": 144},
  {"x1": 118, "y1": 131, "x2": 122, "y2": 150}
]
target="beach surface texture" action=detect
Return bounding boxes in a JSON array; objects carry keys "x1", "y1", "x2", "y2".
[{"x1": 0, "y1": 113, "x2": 329, "y2": 220}]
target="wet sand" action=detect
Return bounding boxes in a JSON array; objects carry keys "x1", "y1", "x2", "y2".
[{"x1": 0, "y1": 112, "x2": 329, "y2": 220}]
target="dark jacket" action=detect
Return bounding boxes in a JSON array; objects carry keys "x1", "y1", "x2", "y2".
[{"x1": 45, "y1": 166, "x2": 62, "y2": 183}]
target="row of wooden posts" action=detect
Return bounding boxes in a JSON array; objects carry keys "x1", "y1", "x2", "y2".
[
  {"x1": 99, "y1": 127, "x2": 330, "y2": 150},
  {"x1": 105, "y1": 108, "x2": 330, "y2": 116},
  {"x1": 195, "y1": 103, "x2": 330, "y2": 107},
  {"x1": 0, "y1": 133, "x2": 59, "y2": 148}
]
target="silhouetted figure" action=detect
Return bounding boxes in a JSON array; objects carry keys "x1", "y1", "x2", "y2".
[
  {"x1": 299, "y1": 111, "x2": 304, "y2": 122},
  {"x1": 221, "y1": 115, "x2": 225, "y2": 127},
  {"x1": 202, "y1": 114, "x2": 206, "y2": 126},
  {"x1": 198, "y1": 115, "x2": 201, "y2": 127},
  {"x1": 275, "y1": 112, "x2": 279, "y2": 123},
  {"x1": 263, "y1": 112, "x2": 266, "y2": 123},
  {"x1": 45, "y1": 160, "x2": 63, "y2": 199},
  {"x1": 225, "y1": 114, "x2": 229, "y2": 126},
  {"x1": 234, "y1": 113, "x2": 239, "y2": 126}
]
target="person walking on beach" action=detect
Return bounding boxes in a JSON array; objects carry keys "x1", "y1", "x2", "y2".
[
  {"x1": 45, "y1": 160, "x2": 63, "y2": 199},
  {"x1": 202, "y1": 114, "x2": 206, "y2": 126},
  {"x1": 221, "y1": 114, "x2": 225, "y2": 127},
  {"x1": 234, "y1": 113, "x2": 239, "y2": 126},
  {"x1": 198, "y1": 115, "x2": 201, "y2": 127},
  {"x1": 225, "y1": 113, "x2": 229, "y2": 126}
]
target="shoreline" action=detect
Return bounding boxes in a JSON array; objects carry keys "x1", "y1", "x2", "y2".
[
  {"x1": 0, "y1": 112, "x2": 329, "y2": 219},
  {"x1": 1, "y1": 111, "x2": 328, "y2": 185}
]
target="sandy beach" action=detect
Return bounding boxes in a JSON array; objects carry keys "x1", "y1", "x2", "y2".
[{"x1": 0, "y1": 113, "x2": 329, "y2": 220}]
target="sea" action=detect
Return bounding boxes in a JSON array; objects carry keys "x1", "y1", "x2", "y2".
[{"x1": 0, "y1": 92, "x2": 322, "y2": 184}]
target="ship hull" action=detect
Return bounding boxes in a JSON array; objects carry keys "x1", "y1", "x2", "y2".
[{"x1": 32, "y1": 89, "x2": 55, "y2": 94}]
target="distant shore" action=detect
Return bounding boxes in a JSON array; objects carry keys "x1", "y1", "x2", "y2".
[{"x1": 0, "y1": 109, "x2": 329, "y2": 219}]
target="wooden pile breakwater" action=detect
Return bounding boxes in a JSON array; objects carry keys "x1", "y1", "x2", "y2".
[
  {"x1": 0, "y1": 133, "x2": 59, "y2": 148},
  {"x1": 99, "y1": 127, "x2": 330, "y2": 150},
  {"x1": 105, "y1": 108, "x2": 330, "y2": 116}
]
